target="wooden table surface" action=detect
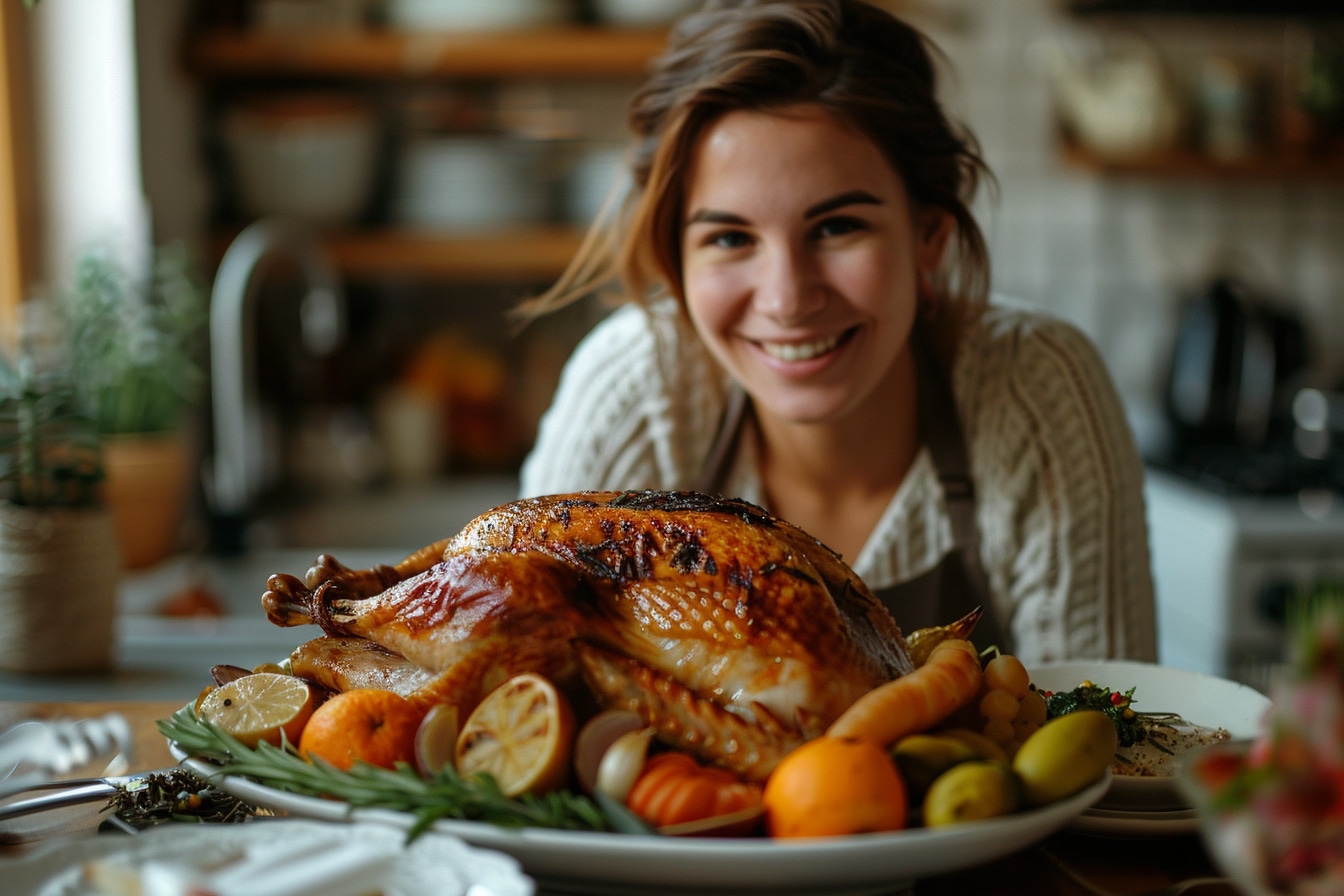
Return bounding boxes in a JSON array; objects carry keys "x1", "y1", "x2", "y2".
[{"x1": 0, "y1": 700, "x2": 1239, "y2": 895}]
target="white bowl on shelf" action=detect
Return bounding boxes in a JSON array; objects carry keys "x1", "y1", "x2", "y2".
[
  {"x1": 388, "y1": 0, "x2": 572, "y2": 31},
  {"x1": 223, "y1": 95, "x2": 379, "y2": 226}
]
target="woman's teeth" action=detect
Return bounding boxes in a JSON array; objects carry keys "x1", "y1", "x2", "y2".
[{"x1": 761, "y1": 334, "x2": 841, "y2": 362}]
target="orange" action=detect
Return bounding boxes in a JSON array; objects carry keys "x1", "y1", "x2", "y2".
[
  {"x1": 455, "y1": 673, "x2": 576, "y2": 798},
  {"x1": 762, "y1": 735, "x2": 908, "y2": 838},
  {"x1": 298, "y1": 688, "x2": 424, "y2": 771},
  {"x1": 197, "y1": 672, "x2": 315, "y2": 749}
]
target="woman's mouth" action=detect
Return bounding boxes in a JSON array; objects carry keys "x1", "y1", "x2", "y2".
[{"x1": 758, "y1": 331, "x2": 848, "y2": 362}]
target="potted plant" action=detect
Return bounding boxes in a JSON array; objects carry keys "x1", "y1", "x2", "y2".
[
  {"x1": 0, "y1": 321, "x2": 121, "y2": 672},
  {"x1": 62, "y1": 243, "x2": 209, "y2": 570}
]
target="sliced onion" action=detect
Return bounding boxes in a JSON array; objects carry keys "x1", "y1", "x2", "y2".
[
  {"x1": 210, "y1": 664, "x2": 252, "y2": 686},
  {"x1": 594, "y1": 727, "x2": 656, "y2": 803},
  {"x1": 414, "y1": 703, "x2": 460, "y2": 777},
  {"x1": 572, "y1": 710, "x2": 646, "y2": 795},
  {"x1": 657, "y1": 805, "x2": 765, "y2": 838}
]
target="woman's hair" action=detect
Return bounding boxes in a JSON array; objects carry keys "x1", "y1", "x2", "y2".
[{"x1": 517, "y1": 0, "x2": 993, "y2": 319}]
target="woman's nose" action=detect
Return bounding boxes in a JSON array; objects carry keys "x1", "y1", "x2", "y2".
[{"x1": 754, "y1": 246, "x2": 825, "y2": 321}]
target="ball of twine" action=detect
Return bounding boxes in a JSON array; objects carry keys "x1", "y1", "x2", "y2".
[{"x1": 0, "y1": 504, "x2": 121, "y2": 673}]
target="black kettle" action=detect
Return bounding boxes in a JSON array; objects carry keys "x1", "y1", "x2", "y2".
[{"x1": 1164, "y1": 277, "x2": 1308, "y2": 453}]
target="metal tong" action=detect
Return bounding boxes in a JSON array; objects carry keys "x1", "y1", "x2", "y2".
[{"x1": 0, "y1": 773, "x2": 149, "y2": 822}]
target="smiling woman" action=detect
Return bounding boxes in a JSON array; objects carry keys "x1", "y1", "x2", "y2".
[{"x1": 516, "y1": 0, "x2": 1157, "y2": 667}]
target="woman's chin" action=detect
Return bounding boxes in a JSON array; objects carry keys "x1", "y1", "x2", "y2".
[{"x1": 748, "y1": 388, "x2": 857, "y2": 427}]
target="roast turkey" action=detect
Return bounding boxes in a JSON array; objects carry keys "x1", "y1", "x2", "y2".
[{"x1": 263, "y1": 490, "x2": 914, "y2": 779}]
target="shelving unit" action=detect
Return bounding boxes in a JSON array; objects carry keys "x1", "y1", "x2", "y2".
[
  {"x1": 298, "y1": 226, "x2": 586, "y2": 282},
  {"x1": 1053, "y1": 3, "x2": 1344, "y2": 184},
  {"x1": 1059, "y1": 137, "x2": 1344, "y2": 181},
  {"x1": 184, "y1": 25, "x2": 666, "y2": 282},
  {"x1": 185, "y1": 26, "x2": 670, "y2": 81},
  {"x1": 1063, "y1": 0, "x2": 1342, "y2": 17}
]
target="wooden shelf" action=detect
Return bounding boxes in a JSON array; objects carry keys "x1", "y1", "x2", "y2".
[
  {"x1": 1060, "y1": 140, "x2": 1344, "y2": 181},
  {"x1": 211, "y1": 226, "x2": 587, "y2": 282},
  {"x1": 185, "y1": 26, "x2": 669, "y2": 80},
  {"x1": 189, "y1": 27, "x2": 643, "y2": 287},
  {"x1": 1064, "y1": 0, "x2": 1342, "y2": 17}
]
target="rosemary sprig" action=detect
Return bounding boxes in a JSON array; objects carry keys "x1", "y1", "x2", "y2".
[{"x1": 157, "y1": 706, "x2": 609, "y2": 838}]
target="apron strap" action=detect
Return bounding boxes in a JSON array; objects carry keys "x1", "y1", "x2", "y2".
[
  {"x1": 910, "y1": 332, "x2": 1005, "y2": 648},
  {"x1": 912, "y1": 335, "x2": 983, "y2": 575}
]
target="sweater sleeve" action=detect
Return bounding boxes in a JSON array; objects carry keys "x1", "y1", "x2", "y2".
[
  {"x1": 519, "y1": 303, "x2": 727, "y2": 497},
  {"x1": 958, "y1": 309, "x2": 1157, "y2": 663}
]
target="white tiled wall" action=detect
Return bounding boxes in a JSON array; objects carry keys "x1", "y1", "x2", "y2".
[{"x1": 915, "y1": 0, "x2": 1344, "y2": 435}]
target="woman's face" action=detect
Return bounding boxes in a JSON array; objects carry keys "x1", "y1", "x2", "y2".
[{"x1": 680, "y1": 105, "x2": 949, "y2": 427}]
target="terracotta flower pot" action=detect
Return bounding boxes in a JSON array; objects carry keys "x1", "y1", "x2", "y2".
[
  {"x1": 0, "y1": 503, "x2": 121, "y2": 673},
  {"x1": 101, "y1": 430, "x2": 194, "y2": 570}
]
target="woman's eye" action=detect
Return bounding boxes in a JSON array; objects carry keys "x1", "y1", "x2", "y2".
[
  {"x1": 707, "y1": 230, "x2": 752, "y2": 250},
  {"x1": 814, "y1": 216, "x2": 865, "y2": 239}
]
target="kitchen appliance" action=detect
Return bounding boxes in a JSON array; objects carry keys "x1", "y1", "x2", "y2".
[
  {"x1": 1163, "y1": 277, "x2": 1308, "y2": 460},
  {"x1": 1147, "y1": 282, "x2": 1343, "y2": 692},
  {"x1": 1146, "y1": 468, "x2": 1344, "y2": 694}
]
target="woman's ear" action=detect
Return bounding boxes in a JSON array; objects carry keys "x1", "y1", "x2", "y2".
[{"x1": 917, "y1": 209, "x2": 954, "y2": 276}]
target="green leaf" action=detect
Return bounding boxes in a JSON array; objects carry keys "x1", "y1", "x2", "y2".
[{"x1": 594, "y1": 788, "x2": 656, "y2": 835}]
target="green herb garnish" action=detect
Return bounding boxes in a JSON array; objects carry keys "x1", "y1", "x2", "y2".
[
  {"x1": 1043, "y1": 681, "x2": 1182, "y2": 752},
  {"x1": 157, "y1": 705, "x2": 609, "y2": 840},
  {"x1": 107, "y1": 767, "x2": 262, "y2": 829}
]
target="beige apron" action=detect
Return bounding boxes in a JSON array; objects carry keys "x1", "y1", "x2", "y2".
[{"x1": 695, "y1": 339, "x2": 1008, "y2": 653}]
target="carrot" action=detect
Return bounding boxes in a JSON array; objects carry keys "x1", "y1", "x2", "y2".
[
  {"x1": 825, "y1": 637, "x2": 982, "y2": 746},
  {"x1": 627, "y1": 752, "x2": 762, "y2": 828}
]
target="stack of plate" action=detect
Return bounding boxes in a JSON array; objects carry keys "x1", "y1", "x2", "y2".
[
  {"x1": 394, "y1": 135, "x2": 550, "y2": 231},
  {"x1": 388, "y1": 0, "x2": 571, "y2": 31},
  {"x1": 592, "y1": 0, "x2": 699, "y2": 27},
  {"x1": 1028, "y1": 660, "x2": 1271, "y2": 839},
  {"x1": 564, "y1": 143, "x2": 629, "y2": 225}
]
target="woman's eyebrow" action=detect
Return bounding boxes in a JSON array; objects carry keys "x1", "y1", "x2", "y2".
[
  {"x1": 685, "y1": 209, "x2": 747, "y2": 226},
  {"x1": 805, "y1": 190, "x2": 882, "y2": 219},
  {"x1": 684, "y1": 190, "x2": 882, "y2": 227}
]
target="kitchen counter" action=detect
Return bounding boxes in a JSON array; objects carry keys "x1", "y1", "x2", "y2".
[
  {"x1": 0, "y1": 548, "x2": 391, "y2": 703},
  {"x1": 0, "y1": 476, "x2": 520, "y2": 703}
]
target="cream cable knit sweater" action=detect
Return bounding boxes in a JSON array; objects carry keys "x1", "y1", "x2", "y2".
[{"x1": 520, "y1": 299, "x2": 1157, "y2": 664}]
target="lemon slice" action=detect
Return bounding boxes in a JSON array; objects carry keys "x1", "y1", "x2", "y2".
[
  {"x1": 198, "y1": 672, "x2": 315, "y2": 748},
  {"x1": 455, "y1": 673, "x2": 576, "y2": 797}
]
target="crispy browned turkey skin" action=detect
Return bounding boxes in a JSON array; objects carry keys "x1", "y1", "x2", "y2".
[{"x1": 263, "y1": 491, "x2": 913, "y2": 780}]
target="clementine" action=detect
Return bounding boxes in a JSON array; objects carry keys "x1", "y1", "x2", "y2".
[
  {"x1": 762, "y1": 735, "x2": 908, "y2": 838},
  {"x1": 298, "y1": 688, "x2": 423, "y2": 771}
]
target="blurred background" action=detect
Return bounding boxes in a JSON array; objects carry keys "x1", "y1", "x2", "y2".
[{"x1": 1, "y1": 0, "x2": 1343, "y2": 693}]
